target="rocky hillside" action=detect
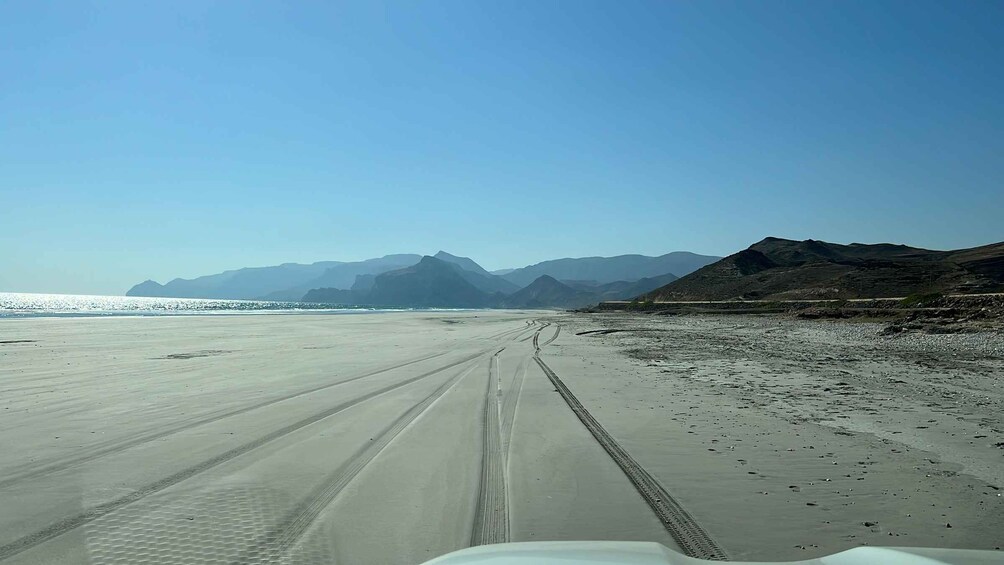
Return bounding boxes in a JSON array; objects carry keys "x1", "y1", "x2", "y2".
[
  {"x1": 642, "y1": 238, "x2": 1004, "y2": 301},
  {"x1": 500, "y1": 276, "x2": 597, "y2": 309}
]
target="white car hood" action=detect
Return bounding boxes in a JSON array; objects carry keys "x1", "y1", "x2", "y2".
[{"x1": 420, "y1": 542, "x2": 1002, "y2": 565}]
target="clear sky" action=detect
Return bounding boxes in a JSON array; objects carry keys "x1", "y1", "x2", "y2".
[{"x1": 2, "y1": 1, "x2": 1002, "y2": 295}]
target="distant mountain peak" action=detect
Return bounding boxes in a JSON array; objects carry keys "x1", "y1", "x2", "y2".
[
  {"x1": 429, "y1": 253, "x2": 518, "y2": 295},
  {"x1": 433, "y1": 251, "x2": 492, "y2": 277},
  {"x1": 529, "y1": 274, "x2": 561, "y2": 286},
  {"x1": 126, "y1": 280, "x2": 166, "y2": 296},
  {"x1": 501, "y1": 274, "x2": 592, "y2": 309},
  {"x1": 366, "y1": 256, "x2": 493, "y2": 308}
]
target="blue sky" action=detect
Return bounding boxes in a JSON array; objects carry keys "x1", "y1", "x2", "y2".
[{"x1": 2, "y1": 1, "x2": 1002, "y2": 295}]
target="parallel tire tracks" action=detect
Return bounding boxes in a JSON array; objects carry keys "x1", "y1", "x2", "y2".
[
  {"x1": 499, "y1": 356, "x2": 527, "y2": 459},
  {"x1": 540, "y1": 324, "x2": 561, "y2": 347},
  {"x1": 485, "y1": 324, "x2": 532, "y2": 341},
  {"x1": 230, "y1": 363, "x2": 479, "y2": 564},
  {"x1": 532, "y1": 327, "x2": 727, "y2": 561},
  {"x1": 470, "y1": 349, "x2": 509, "y2": 546},
  {"x1": 509, "y1": 326, "x2": 538, "y2": 344},
  {"x1": 0, "y1": 351, "x2": 486, "y2": 562},
  {"x1": 0, "y1": 351, "x2": 450, "y2": 490}
]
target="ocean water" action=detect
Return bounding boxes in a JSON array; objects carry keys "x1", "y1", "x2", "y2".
[{"x1": 0, "y1": 292, "x2": 382, "y2": 318}]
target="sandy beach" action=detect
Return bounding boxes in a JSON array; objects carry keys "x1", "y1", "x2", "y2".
[
  {"x1": 549, "y1": 313, "x2": 1004, "y2": 559},
  {"x1": 0, "y1": 311, "x2": 1001, "y2": 563}
]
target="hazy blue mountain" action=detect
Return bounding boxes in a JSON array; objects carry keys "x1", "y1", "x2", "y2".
[
  {"x1": 447, "y1": 265, "x2": 519, "y2": 295},
  {"x1": 560, "y1": 280, "x2": 602, "y2": 288},
  {"x1": 300, "y1": 288, "x2": 363, "y2": 304},
  {"x1": 434, "y1": 251, "x2": 492, "y2": 277},
  {"x1": 366, "y1": 256, "x2": 494, "y2": 308},
  {"x1": 350, "y1": 274, "x2": 376, "y2": 291},
  {"x1": 251, "y1": 255, "x2": 423, "y2": 301},
  {"x1": 126, "y1": 255, "x2": 423, "y2": 301},
  {"x1": 500, "y1": 271, "x2": 680, "y2": 308},
  {"x1": 500, "y1": 252, "x2": 719, "y2": 287},
  {"x1": 490, "y1": 268, "x2": 516, "y2": 276},
  {"x1": 565, "y1": 272, "x2": 680, "y2": 301},
  {"x1": 258, "y1": 288, "x2": 314, "y2": 301},
  {"x1": 126, "y1": 261, "x2": 343, "y2": 300},
  {"x1": 126, "y1": 249, "x2": 710, "y2": 305},
  {"x1": 434, "y1": 252, "x2": 519, "y2": 294},
  {"x1": 298, "y1": 254, "x2": 422, "y2": 291},
  {"x1": 128, "y1": 280, "x2": 168, "y2": 297},
  {"x1": 501, "y1": 275, "x2": 597, "y2": 309},
  {"x1": 300, "y1": 255, "x2": 516, "y2": 306}
]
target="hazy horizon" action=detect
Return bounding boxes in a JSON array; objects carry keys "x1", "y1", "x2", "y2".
[{"x1": 3, "y1": 1, "x2": 1002, "y2": 295}]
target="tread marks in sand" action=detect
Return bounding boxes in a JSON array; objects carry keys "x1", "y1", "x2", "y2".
[
  {"x1": 230, "y1": 363, "x2": 480, "y2": 564},
  {"x1": 499, "y1": 355, "x2": 528, "y2": 459},
  {"x1": 0, "y1": 351, "x2": 489, "y2": 562},
  {"x1": 532, "y1": 326, "x2": 728, "y2": 561},
  {"x1": 0, "y1": 351, "x2": 452, "y2": 490},
  {"x1": 470, "y1": 348, "x2": 510, "y2": 546}
]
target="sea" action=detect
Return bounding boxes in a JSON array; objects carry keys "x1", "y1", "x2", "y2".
[{"x1": 0, "y1": 292, "x2": 389, "y2": 318}]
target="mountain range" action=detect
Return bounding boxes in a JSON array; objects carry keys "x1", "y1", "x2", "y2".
[
  {"x1": 496, "y1": 252, "x2": 718, "y2": 287},
  {"x1": 126, "y1": 261, "x2": 344, "y2": 300},
  {"x1": 128, "y1": 249, "x2": 718, "y2": 308},
  {"x1": 302, "y1": 256, "x2": 685, "y2": 309},
  {"x1": 641, "y1": 237, "x2": 1004, "y2": 301},
  {"x1": 125, "y1": 238, "x2": 1004, "y2": 308}
]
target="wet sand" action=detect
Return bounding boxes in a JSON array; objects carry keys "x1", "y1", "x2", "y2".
[{"x1": 0, "y1": 311, "x2": 1000, "y2": 563}]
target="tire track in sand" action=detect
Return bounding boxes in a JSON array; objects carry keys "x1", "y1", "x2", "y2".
[
  {"x1": 470, "y1": 348, "x2": 509, "y2": 546},
  {"x1": 499, "y1": 355, "x2": 528, "y2": 459},
  {"x1": 229, "y1": 362, "x2": 480, "y2": 564},
  {"x1": 0, "y1": 351, "x2": 451, "y2": 491},
  {"x1": 0, "y1": 351, "x2": 487, "y2": 562},
  {"x1": 532, "y1": 327, "x2": 728, "y2": 561},
  {"x1": 540, "y1": 324, "x2": 561, "y2": 347}
]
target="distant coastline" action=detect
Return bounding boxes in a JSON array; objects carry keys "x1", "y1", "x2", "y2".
[{"x1": 0, "y1": 292, "x2": 471, "y2": 319}]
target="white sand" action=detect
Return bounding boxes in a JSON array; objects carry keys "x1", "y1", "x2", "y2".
[
  {"x1": 1, "y1": 311, "x2": 999, "y2": 564},
  {"x1": 0, "y1": 312, "x2": 677, "y2": 564}
]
